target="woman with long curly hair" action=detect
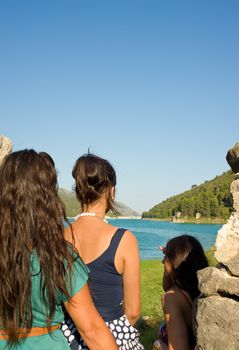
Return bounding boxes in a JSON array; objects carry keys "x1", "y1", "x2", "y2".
[{"x1": 0, "y1": 149, "x2": 118, "y2": 350}]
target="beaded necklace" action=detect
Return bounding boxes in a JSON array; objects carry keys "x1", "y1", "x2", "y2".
[{"x1": 75, "y1": 212, "x2": 108, "y2": 223}]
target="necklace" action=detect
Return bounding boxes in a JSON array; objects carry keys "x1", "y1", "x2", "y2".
[{"x1": 75, "y1": 212, "x2": 108, "y2": 223}]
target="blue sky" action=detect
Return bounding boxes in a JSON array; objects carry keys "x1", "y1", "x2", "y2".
[{"x1": 0, "y1": 0, "x2": 238, "y2": 212}]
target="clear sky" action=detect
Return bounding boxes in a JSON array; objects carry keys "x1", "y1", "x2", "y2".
[{"x1": 0, "y1": 0, "x2": 238, "y2": 213}]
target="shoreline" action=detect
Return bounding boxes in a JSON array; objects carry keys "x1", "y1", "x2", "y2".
[
  {"x1": 68, "y1": 216, "x2": 226, "y2": 225},
  {"x1": 142, "y1": 217, "x2": 226, "y2": 225},
  {"x1": 109, "y1": 217, "x2": 225, "y2": 225}
]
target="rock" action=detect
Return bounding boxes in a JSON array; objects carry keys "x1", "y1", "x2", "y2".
[
  {"x1": 215, "y1": 170, "x2": 239, "y2": 262},
  {"x1": 226, "y1": 142, "x2": 239, "y2": 173},
  {"x1": 223, "y1": 255, "x2": 239, "y2": 277},
  {"x1": 0, "y1": 135, "x2": 12, "y2": 165},
  {"x1": 197, "y1": 267, "x2": 239, "y2": 297},
  {"x1": 194, "y1": 143, "x2": 239, "y2": 350},
  {"x1": 195, "y1": 212, "x2": 201, "y2": 219},
  {"x1": 215, "y1": 212, "x2": 239, "y2": 263},
  {"x1": 193, "y1": 296, "x2": 239, "y2": 350},
  {"x1": 230, "y1": 178, "x2": 239, "y2": 215}
]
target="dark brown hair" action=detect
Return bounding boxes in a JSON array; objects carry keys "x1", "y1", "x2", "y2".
[
  {"x1": 0, "y1": 149, "x2": 74, "y2": 345},
  {"x1": 72, "y1": 153, "x2": 117, "y2": 213},
  {"x1": 164, "y1": 235, "x2": 208, "y2": 299}
]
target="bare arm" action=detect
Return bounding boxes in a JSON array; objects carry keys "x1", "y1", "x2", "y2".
[
  {"x1": 162, "y1": 292, "x2": 190, "y2": 350},
  {"x1": 64, "y1": 283, "x2": 118, "y2": 350},
  {"x1": 120, "y1": 230, "x2": 141, "y2": 325}
]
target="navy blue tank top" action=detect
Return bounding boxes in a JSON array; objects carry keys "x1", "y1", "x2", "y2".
[{"x1": 87, "y1": 228, "x2": 126, "y2": 322}]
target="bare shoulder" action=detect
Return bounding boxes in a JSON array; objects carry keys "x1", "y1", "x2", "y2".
[
  {"x1": 162, "y1": 287, "x2": 190, "y2": 313},
  {"x1": 115, "y1": 229, "x2": 139, "y2": 265},
  {"x1": 162, "y1": 288, "x2": 181, "y2": 312},
  {"x1": 121, "y1": 229, "x2": 138, "y2": 244},
  {"x1": 162, "y1": 288, "x2": 176, "y2": 303}
]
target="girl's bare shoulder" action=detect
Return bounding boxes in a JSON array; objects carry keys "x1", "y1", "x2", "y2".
[{"x1": 162, "y1": 286, "x2": 191, "y2": 312}]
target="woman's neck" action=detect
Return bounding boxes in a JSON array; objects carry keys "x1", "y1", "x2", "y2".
[{"x1": 82, "y1": 203, "x2": 106, "y2": 219}]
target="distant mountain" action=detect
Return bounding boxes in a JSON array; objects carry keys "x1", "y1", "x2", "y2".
[
  {"x1": 142, "y1": 171, "x2": 234, "y2": 222},
  {"x1": 58, "y1": 188, "x2": 140, "y2": 218},
  {"x1": 110, "y1": 202, "x2": 140, "y2": 218},
  {"x1": 58, "y1": 189, "x2": 80, "y2": 217}
]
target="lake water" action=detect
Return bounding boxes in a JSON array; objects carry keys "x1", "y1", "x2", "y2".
[{"x1": 108, "y1": 219, "x2": 222, "y2": 260}]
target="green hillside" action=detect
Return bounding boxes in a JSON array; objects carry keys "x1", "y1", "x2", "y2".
[{"x1": 142, "y1": 171, "x2": 234, "y2": 222}]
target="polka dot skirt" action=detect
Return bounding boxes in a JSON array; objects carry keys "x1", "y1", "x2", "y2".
[{"x1": 61, "y1": 314, "x2": 144, "y2": 350}]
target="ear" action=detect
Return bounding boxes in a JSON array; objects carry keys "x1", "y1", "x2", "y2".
[{"x1": 110, "y1": 186, "x2": 116, "y2": 200}]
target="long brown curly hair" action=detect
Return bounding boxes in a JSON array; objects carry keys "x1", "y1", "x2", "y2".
[{"x1": 0, "y1": 149, "x2": 74, "y2": 345}]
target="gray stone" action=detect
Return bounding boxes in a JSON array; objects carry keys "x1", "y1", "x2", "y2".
[
  {"x1": 226, "y1": 142, "x2": 239, "y2": 173},
  {"x1": 0, "y1": 135, "x2": 12, "y2": 165},
  {"x1": 230, "y1": 178, "x2": 239, "y2": 216},
  {"x1": 194, "y1": 143, "x2": 239, "y2": 350},
  {"x1": 223, "y1": 255, "x2": 239, "y2": 277},
  {"x1": 215, "y1": 146, "x2": 239, "y2": 263},
  {"x1": 215, "y1": 212, "x2": 239, "y2": 262},
  {"x1": 197, "y1": 267, "x2": 239, "y2": 297},
  {"x1": 193, "y1": 296, "x2": 239, "y2": 350}
]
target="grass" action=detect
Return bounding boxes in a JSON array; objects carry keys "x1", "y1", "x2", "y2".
[
  {"x1": 138, "y1": 249, "x2": 218, "y2": 350},
  {"x1": 138, "y1": 259, "x2": 164, "y2": 349}
]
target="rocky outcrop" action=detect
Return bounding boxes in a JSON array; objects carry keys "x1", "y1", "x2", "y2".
[
  {"x1": 223, "y1": 255, "x2": 239, "y2": 277},
  {"x1": 193, "y1": 142, "x2": 239, "y2": 350},
  {"x1": 0, "y1": 135, "x2": 12, "y2": 165},
  {"x1": 194, "y1": 295, "x2": 239, "y2": 350},
  {"x1": 215, "y1": 144, "x2": 239, "y2": 263},
  {"x1": 197, "y1": 265, "x2": 239, "y2": 297},
  {"x1": 214, "y1": 213, "x2": 239, "y2": 262},
  {"x1": 226, "y1": 142, "x2": 239, "y2": 173}
]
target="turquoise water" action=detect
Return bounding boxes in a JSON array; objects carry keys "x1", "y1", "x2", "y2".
[{"x1": 108, "y1": 219, "x2": 222, "y2": 260}]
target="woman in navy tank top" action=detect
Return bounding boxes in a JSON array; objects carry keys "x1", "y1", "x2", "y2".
[{"x1": 61, "y1": 153, "x2": 144, "y2": 350}]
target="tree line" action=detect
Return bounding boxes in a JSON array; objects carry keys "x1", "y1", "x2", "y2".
[{"x1": 142, "y1": 171, "x2": 234, "y2": 220}]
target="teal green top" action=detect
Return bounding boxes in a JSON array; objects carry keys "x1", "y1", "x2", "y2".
[{"x1": 0, "y1": 252, "x2": 88, "y2": 350}]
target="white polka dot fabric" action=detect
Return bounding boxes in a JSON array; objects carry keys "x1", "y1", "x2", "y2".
[{"x1": 61, "y1": 314, "x2": 144, "y2": 350}]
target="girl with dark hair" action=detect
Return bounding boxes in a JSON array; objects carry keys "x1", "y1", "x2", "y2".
[
  {"x1": 153, "y1": 235, "x2": 208, "y2": 350},
  {"x1": 62, "y1": 153, "x2": 144, "y2": 350},
  {"x1": 0, "y1": 150, "x2": 118, "y2": 350}
]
